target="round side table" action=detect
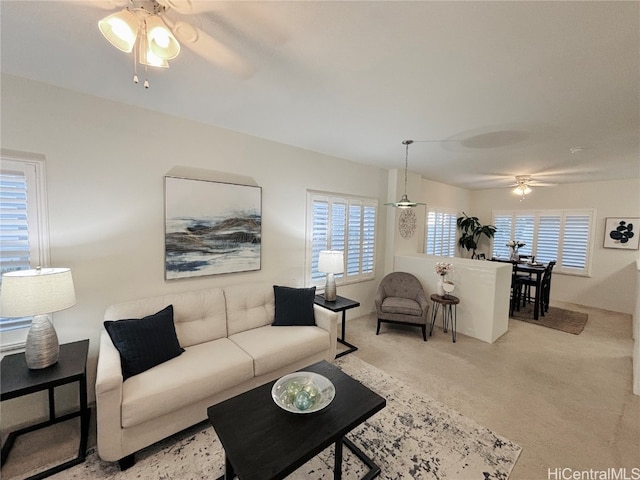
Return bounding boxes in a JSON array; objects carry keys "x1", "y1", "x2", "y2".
[{"x1": 429, "y1": 294, "x2": 460, "y2": 343}]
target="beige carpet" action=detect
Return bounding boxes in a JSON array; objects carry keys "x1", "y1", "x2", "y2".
[
  {"x1": 2, "y1": 302, "x2": 638, "y2": 480},
  {"x1": 5, "y1": 356, "x2": 521, "y2": 480},
  {"x1": 510, "y1": 305, "x2": 588, "y2": 334}
]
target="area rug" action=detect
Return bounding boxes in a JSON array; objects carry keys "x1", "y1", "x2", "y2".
[
  {"x1": 36, "y1": 356, "x2": 521, "y2": 480},
  {"x1": 511, "y1": 304, "x2": 588, "y2": 335}
]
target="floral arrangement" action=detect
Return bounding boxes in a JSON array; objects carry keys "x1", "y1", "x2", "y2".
[
  {"x1": 506, "y1": 240, "x2": 526, "y2": 249},
  {"x1": 435, "y1": 262, "x2": 453, "y2": 277}
]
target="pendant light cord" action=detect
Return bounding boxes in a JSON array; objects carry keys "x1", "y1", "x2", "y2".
[{"x1": 403, "y1": 140, "x2": 413, "y2": 196}]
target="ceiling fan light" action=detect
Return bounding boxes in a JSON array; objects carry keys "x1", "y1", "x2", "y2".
[
  {"x1": 146, "y1": 15, "x2": 180, "y2": 60},
  {"x1": 138, "y1": 28, "x2": 169, "y2": 68},
  {"x1": 512, "y1": 185, "x2": 532, "y2": 196},
  {"x1": 98, "y1": 10, "x2": 139, "y2": 53}
]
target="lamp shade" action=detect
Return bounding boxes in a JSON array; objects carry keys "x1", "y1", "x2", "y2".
[
  {"x1": 98, "y1": 9, "x2": 140, "y2": 53},
  {"x1": 146, "y1": 15, "x2": 180, "y2": 60},
  {"x1": 1, "y1": 268, "x2": 76, "y2": 318},
  {"x1": 318, "y1": 251, "x2": 344, "y2": 274}
]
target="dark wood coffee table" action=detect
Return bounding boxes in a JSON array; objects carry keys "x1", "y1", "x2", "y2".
[{"x1": 207, "y1": 360, "x2": 386, "y2": 480}]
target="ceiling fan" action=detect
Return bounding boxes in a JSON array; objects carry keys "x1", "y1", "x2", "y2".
[
  {"x1": 96, "y1": 0, "x2": 252, "y2": 87},
  {"x1": 509, "y1": 175, "x2": 555, "y2": 200}
]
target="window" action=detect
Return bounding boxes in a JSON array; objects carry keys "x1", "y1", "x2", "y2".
[
  {"x1": 0, "y1": 153, "x2": 49, "y2": 350},
  {"x1": 307, "y1": 191, "x2": 377, "y2": 287},
  {"x1": 425, "y1": 208, "x2": 457, "y2": 257},
  {"x1": 492, "y1": 209, "x2": 595, "y2": 276}
]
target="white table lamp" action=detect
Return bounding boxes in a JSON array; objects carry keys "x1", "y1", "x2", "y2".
[
  {"x1": 318, "y1": 250, "x2": 344, "y2": 302},
  {"x1": 1, "y1": 267, "x2": 76, "y2": 369}
]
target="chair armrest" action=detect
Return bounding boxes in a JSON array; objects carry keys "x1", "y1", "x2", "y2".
[
  {"x1": 95, "y1": 330, "x2": 125, "y2": 461},
  {"x1": 313, "y1": 305, "x2": 339, "y2": 360},
  {"x1": 374, "y1": 287, "x2": 386, "y2": 310},
  {"x1": 415, "y1": 289, "x2": 430, "y2": 320}
]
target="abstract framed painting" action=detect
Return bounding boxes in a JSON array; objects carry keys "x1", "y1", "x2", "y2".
[
  {"x1": 164, "y1": 176, "x2": 262, "y2": 279},
  {"x1": 603, "y1": 217, "x2": 638, "y2": 250}
]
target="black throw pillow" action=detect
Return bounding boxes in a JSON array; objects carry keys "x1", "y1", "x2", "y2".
[
  {"x1": 104, "y1": 305, "x2": 184, "y2": 380},
  {"x1": 272, "y1": 286, "x2": 316, "y2": 326}
]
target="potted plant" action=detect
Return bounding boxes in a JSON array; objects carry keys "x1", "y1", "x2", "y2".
[{"x1": 456, "y1": 212, "x2": 496, "y2": 259}]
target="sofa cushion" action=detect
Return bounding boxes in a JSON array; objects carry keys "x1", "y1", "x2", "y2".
[
  {"x1": 381, "y1": 297, "x2": 423, "y2": 316},
  {"x1": 272, "y1": 285, "x2": 316, "y2": 326},
  {"x1": 104, "y1": 288, "x2": 227, "y2": 348},
  {"x1": 104, "y1": 305, "x2": 184, "y2": 380},
  {"x1": 225, "y1": 283, "x2": 275, "y2": 335},
  {"x1": 121, "y1": 338, "x2": 254, "y2": 428},
  {"x1": 229, "y1": 325, "x2": 329, "y2": 376}
]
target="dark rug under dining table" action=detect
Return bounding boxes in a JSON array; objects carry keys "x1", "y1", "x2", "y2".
[{"x1": 510, "y1": 304, "x2": 588, "y2": 335}]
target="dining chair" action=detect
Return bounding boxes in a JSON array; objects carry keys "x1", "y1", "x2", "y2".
[
  {"x1": 519, "y1": 261, "x2": 556, "y2": 316},
  {"x1": 540, "y1": 261, "x2": 556, "y2": 313},
  {"x1": 509, "y1": 264, "x2": 523, "y2": 317}
]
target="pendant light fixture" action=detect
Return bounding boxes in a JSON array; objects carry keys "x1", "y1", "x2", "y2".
[{"x1": 385, "y1": 140, "x2": 426, "y2": 208}]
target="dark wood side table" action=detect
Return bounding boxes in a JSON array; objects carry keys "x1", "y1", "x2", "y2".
[
  {"x1": 314, "y1": 295, "x2": 360, "y2": 358},
  {"x1": 1, "y1": 339, "x2": 90, "y2": 480},
  {"x1": 429, "y1": 294, "x2": 460, "y2": 343}
]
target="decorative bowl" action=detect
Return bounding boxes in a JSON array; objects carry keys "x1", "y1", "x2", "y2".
[{"x1": 271, "y1": 372, "x2": 335, "y2": 414}]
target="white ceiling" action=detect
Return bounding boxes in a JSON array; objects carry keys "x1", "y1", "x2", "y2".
[{"x1": 1, "y1": 0, "x2": 639, "y2": 190}]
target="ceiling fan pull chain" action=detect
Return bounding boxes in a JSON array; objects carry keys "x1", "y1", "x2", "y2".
[
  {"x1": 144, "y1": 65, "x2": 150, "y2": 89},
  {"x1": 133, "y1": 40, "x2": 139, "y2": 84}
]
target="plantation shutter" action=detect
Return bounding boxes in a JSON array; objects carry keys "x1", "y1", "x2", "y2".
[
  {"x1": 561, "y1": 214, "x2": 590, "y2": 270},
  {"x1": 307, "y1": 192, "x2": 376, "y2": 286},
  {"x1": 347, "y1": 203, "x2": 362, "y2": 276},
  {"x1": 425, "y1": 209, "x2": 456, "y2": 257},
  {"x1": 0, "y1": 170, "x2": 34, "y2": 332},
  {"x1": 492, "y1": 214, "x2": 512, "y2": 258},
  {"x1": 493, "y1": 209, "x2": 593, "y2": 275},
  {"x1": 536, "y1": 214, "x2": 560, "y2": 263},
  {"x1": 513, "y1": 214, "x2": 535, "y2": 256},
  {"x1": 310, "y1": 199, "x2": 329, "y2": 282},
  {"x1": 362, "y1": 205, "x2": 376, "y2": 274}
]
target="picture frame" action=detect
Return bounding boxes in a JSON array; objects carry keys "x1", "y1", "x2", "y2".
[
  {"x1": 164, "y1": 176, "x2": 262, "y2": 279},
  {"x1": 603, "y1": 217, "x2": 638, "y2": 250}
]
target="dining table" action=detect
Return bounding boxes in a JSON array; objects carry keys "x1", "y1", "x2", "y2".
[
  {"x1": 514, "y1": 262, "x2": 547, "y2": 320},
  {"x1": 490, "y1": 258, "x2": 548, "y2": 320}
]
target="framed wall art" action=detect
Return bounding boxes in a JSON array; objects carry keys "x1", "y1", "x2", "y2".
[
  {"x1": 603, "y1": 217, "x2": 638, "y2": 250},
  {"x1": 164, "y1": 176, "x2": 262, "y2": 279}
]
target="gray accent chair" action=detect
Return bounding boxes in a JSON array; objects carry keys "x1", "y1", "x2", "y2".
[{"x1": 375, "y1": 272, "x2": 430, "y2": 341}]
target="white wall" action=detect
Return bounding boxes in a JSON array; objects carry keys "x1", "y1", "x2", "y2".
[
  {"x1": 470, "y1": 181, "x2": 640, "y2": 314},
  {"x1": 0, "y1": 74, "x2": 388, "y2": 428}
]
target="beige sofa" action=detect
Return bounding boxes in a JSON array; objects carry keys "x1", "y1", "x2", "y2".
[{"x1": 95, "y1": 283, "x2": 338, "y2": 467}]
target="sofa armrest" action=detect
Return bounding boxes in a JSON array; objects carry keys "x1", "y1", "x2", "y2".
[
  {"x1": 313, "y1": 305, "x2": 339, "y2": 361},
  {"x1": 95, "y1": 330, "x2": 125, "y2": 461}
]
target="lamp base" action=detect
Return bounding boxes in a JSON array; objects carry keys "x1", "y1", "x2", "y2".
[
  {"x1": 25, "y1": 314, "x2": 59, "y2": 369},
  {"x1": 324, "y1": 273, "x2": 337, "y2": 302}
]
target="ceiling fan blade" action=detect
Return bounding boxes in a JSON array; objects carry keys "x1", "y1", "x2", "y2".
[
  {"x1": 157, "y1": 0, "x2": 225, "y2": 15},
  {"x1": 168, "y1": 20, "x2": 253, "y2": 78},
  {"x1": 530, "y1": 182, "x2": 557, "y2": 187},
  {"x1": 90, "y1": 0, "x2": 130, "y2": 10}
]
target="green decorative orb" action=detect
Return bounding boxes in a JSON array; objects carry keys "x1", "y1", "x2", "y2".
[{"x1": 294, "y1": 390, "x2": 312, "y2": 411}]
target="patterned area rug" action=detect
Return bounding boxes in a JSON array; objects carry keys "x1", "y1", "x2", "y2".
[
  {"x1": 511, "y1": 305, "x2": 588, "y2": 335},
  {"x1": 42, "y1": 356, "x2": 520, "y2": 480}
]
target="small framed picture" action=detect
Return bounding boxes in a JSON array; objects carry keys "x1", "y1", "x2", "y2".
[{"x1": 603, "y1": 217, "x2": 639, "y2": 250}]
